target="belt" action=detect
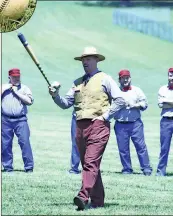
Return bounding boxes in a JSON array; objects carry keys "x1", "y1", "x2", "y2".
[
  {"x1": 2, "y1": 114, "x2": 26, "y2": 119},
  {"x1": 77, "y1": 119, "x2": 92, "y2": 122},
  {"x1": 163, "y1": 116, "x2": 173, "y2": 120},
  {"x1": 117, "y1": 120, "x2": 134, "y2": 124}
]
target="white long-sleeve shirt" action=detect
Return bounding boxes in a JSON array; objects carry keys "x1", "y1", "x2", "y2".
[
  {"x1": 158, "y1": 85, "x2": 173, "y2": 117},
  {"x1": 1, "y1": 83, "x2": 34, "y2": 117},
  {"x1": 114, "y1": 85, "x2": 148, "y2": 122},
  {"x1": 53, "y1": 70, "x2": 126, "y2": 121}
]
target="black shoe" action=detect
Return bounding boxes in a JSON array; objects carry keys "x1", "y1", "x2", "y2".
[
  {"x1": 121, "y1": 168, "x2": 133, "y2": 174},
  {"x1": 74, "y1": 196, "x2": 86, "y2": 211},
  {"x1": 69, "y1": 169, "x2": 81, "y2": 174},
  {"x1": 89, "y1": 203, "x2": 104, "y2": 209},
  {"x1": 156, "y1": 172, "x2": 165, "y2": 177},
  {"x1": 143, "y1": 168, "x2": 152, "y2": 176},
  {"x1": 25, "y1": 169, "x2": 33, "y2": 173},
  {"x1": 143, "y1": 171, "x2": 152, "y2": 176},
  {"x1": 122, "y1": 171, "x2": 133, "y2": 174}
]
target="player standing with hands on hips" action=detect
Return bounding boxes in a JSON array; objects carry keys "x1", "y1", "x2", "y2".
[
  {"x1": 114, "y1": 69, "x2": 152, "y2": 175},
  {"x1": 49, "y1": 47, "x2": 126, "y2": 210},
  {"x1": 156, "y1": 68, "x2": 173, "y2": 176},
  {"x1": 1, "y1": 68, "x2": 34, "y2": 173}
]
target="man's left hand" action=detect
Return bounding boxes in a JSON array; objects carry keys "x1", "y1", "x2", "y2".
[
  {"x1": 92, "y1": 116, "x2": 105, "y2": 122},
  {"x1": 127, "y1": 101, "x2": 140, "y2": 109},
  {"x1": 11, "y1": 86, "x2": 18, "y2": 92}
]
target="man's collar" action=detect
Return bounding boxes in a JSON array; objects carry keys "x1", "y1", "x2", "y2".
[
  {"x1": 168, "y1": 85, "x2": 173, "y2": 90},
  {"x1": 121, "y1": 86, "x2": 132, "y2": 91},
  {"x1": 87, "y1": 69, "x2": 100, "y2": 78}
]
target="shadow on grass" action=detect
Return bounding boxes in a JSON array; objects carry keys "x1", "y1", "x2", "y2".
[
  {"x1": 101, "y1": 170, "x2": 142, "y2": 175},
  {"x1": 48, "y1": 203, "x2": 71, "y2": 206},
  {"x1": 1, "y1": 169, "x2": 24, "y2": 173},
  {"x1": 166, "y1": 172, "x2": 173, "y2": 176},
  {"x1": 48, "y1": 201, "x2": 120, "y2": 208},
  {"x1": 13, "y1": 169, "x2": 25, "y2": 172},
  {"x1": 104, "y1": 202, "x2": 120, "y2": 207}
]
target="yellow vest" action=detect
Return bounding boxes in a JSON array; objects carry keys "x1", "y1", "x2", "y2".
[{"x1": 74, "y1": 72, "x2": 110, "y2": 120}]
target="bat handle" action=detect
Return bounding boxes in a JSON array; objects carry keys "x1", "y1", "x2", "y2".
[
  {"x1": 37, "y1": 64, "x2": 51, "y2": 86},
  {"x1": 17, "y1": 33, "x2": 28, "y2": 47}
]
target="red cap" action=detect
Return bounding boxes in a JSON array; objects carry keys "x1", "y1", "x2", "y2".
[
  {"x1": 8, "y1": 68, "x2": 20, "y2": 77},
  {"x1": 119, "y1": 69, "x2": 130, "y2": 78},
  {"x1": 168, "y1": 68, "x2": 173, "y2": 73}
]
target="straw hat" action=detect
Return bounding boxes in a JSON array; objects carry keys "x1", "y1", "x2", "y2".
[{"x1": 74, "y1": 46, "x2": 105, "y2": 62}]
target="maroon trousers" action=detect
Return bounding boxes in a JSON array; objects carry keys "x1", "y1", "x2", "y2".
[{"x1": 76, "y1": 119, "x2": 110, "y2": 207}]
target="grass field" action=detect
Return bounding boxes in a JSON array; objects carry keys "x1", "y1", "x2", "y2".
[{"x1": 1, "y1": 1, "x2": 173, "y2": 215}]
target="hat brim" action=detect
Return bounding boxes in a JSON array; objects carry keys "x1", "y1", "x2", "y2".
[
  {"x1": 10, "y1": 74, "x2": 20, "y2": 77},
  {"x1": 119, "y1": 75, "x2": 131, "y2": 78},
  {"x1": 74, "y1": 54, "x2": 105, "y2": 62}
]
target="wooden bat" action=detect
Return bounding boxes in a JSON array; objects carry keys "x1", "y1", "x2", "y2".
[{"x1": 17, "y1": 33, "x2": 51, "y2": 86}]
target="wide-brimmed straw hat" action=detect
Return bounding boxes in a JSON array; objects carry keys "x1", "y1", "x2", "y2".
[{"x1": 74, "y1": 46, "x2": 105, "y2": 62}]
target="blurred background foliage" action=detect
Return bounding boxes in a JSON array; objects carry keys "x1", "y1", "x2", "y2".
[{"x1": 80, "y1": 0, "x2": 173, "y2": 7}]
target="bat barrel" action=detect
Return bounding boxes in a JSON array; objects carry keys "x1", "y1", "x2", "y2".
[
  {"x1": 18, "y1": 33, "x2": 28, "y2": 47},
  {"x1": 17, "y1": 32, "x2": 51, "y2": 87}
]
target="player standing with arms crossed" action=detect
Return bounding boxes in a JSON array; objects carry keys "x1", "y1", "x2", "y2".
[
  {"x1": 114, "y1": 69, "x2": 152, "y2": 175},
  {"x1": 1, "y1": 68, "x2": 34, "y2": 172},
  {"x1": 156, "y1": 68, "x2": 173, "y2": 176}
]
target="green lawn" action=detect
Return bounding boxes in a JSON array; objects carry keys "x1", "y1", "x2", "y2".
[
  {"x1": 2, "y1": 1, "x2": 173, "y2": 215},
  {"x1": 171, "y1": 8, "x2": 173, "y2": 25}
]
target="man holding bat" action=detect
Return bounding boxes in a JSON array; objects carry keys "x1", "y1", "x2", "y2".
[
  {"x1": 1, "y1": 68, "x2": 34, "y2": 173},
  {"x1": 49, "y1": 47, "x2": 126, "y2": 210}
]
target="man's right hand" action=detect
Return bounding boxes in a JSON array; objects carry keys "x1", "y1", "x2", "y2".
[
  {"x1": 5, "y1": 84, "x2": 12, "y2": 90},
  {"x1": 48, "y1": 81, "x2": 61, "y2": 98}
]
